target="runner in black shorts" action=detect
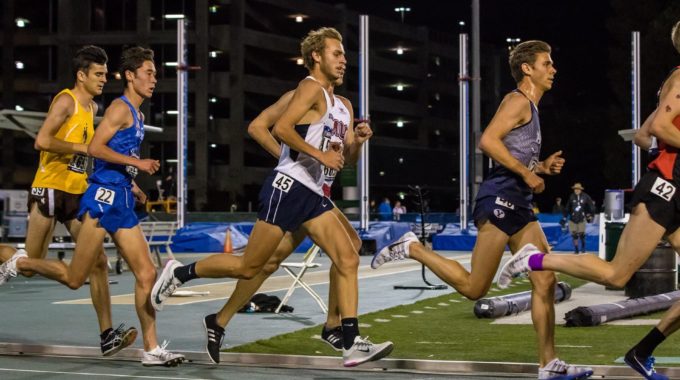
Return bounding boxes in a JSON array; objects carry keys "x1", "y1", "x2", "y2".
[
  {"x1": 27, "y1": 188, "x2": 82, "y2": 224},
  {"x1": 498, "y1": 20, "x2": 680, "y2": 380},
  {"x1": 0, "y1": 46, "x2": 136, "y2": 356}
]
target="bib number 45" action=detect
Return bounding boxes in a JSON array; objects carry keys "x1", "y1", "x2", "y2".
[{"x1": 272, "y1": 172, "x2": 294, "y2": 193}]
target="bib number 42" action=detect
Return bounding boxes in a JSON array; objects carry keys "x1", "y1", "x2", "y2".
[{"x1": 651, "y1": 177, "x2": 676, "y2": 202}]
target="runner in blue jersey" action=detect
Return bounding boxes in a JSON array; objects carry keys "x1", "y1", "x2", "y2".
[
  {"x1": 371, "y1": 41, "x2": 592, "y2": 380},
  {"x1": 4, "y1": 47, "x2": 184, "y2": 367}
]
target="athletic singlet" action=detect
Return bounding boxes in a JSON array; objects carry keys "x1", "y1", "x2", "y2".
[
  {"x1": 31, "y1": 89, "x2": 94, "y2": 194},
  {"x1": 475, "y1": 90, "x2": 541, "y2": 208},
  {"x1": 648, "y1": 66, "x2": 680, "y2": 181},
  {"x1": 275, "y1": 76, "x2": 351, "y2": 197},
  {"x1": 88, "y1": 96, "x2": 144, "y2": 187}
]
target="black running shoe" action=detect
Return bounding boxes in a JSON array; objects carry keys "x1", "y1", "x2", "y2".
[
  {"x1": 203, "y1": 314, "x2": 225, "y2": 364},
  {"x1": 101, "y1": 324, "x2": 138, "y2": 356},
  {"x1": 321, "y1": 325, "x2": 343, "y2": 351}
]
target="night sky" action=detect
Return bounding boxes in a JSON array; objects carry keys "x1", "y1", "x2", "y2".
[{"x1": 324, "y1": 0, "x2": 680, "y2": 211}]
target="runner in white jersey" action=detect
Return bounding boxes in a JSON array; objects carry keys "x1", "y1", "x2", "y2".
[
  {"x1": 275, "y1": 75, "x2": 350, "y2": 198},
  {"x1": 151, "y1": 27, "x2": 393, "y2": 367}
]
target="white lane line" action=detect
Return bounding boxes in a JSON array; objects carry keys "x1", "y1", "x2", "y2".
[
  {"x1": 0, "y1": 368, "x2": 212, "y2": 380},
  {"x1": 55, "y1": 255, "x2": 471, "y2": 306}
]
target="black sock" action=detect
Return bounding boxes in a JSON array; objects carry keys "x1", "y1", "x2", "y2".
[
  {"x1": 635, "y1": 327, "x2": 666, "y2": 358},
  {"x1": 100, "y1": 328, "x2": 113, "y2": 341},
  {"x1": 341, "y1": 318, "x2": 359, "y2": 350},
  {"x1": 174, "y1": 262, "x2": 199, "y2": 283}
]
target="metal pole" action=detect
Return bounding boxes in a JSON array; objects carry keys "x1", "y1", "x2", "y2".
[
  {"x1": 358, "y1": 15, "x2": 370, "y2": 230},
  {"x1": 471, "y1": 0, "x2": 482, "y2": 203},
  {"x1": 459, "y1": 33, "x2": 470, "y2": 230},
  {"x1": 177, "y1": 19, "x2": 188, "y2": 228},
  {"x1": 631, "y1": 31, "x2": 641, "y2": 187}
]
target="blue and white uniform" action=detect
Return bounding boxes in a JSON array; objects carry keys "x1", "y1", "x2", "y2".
[
  {"x1": 472, "y1": 90, "x2": 540, "y2": 235},
  {"x1": 78, "y1": 96, "x2": 144, "y2": 233},
  {"x1": 258, "y1": 77, "x2": 351, "y2": 232}
]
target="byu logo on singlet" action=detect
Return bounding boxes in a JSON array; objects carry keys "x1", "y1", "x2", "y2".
[{"x1": 651, "y1": 177, "x2": 676, "y2": 202}]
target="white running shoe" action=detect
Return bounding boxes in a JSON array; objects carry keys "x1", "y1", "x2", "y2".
[
  {"x1": 0, "y1": 249, "x2": 27, "y2": 285},
  {"x1": 538, "y1": 358, "x2": 593, "y2": 379},
  {"x1": 342, "y1": 336, "x2": 394, "y2": 367},
  {"x1": 142, "y1": 341, "x2": 185, "y2": 366},
  {"x1": 150, "y1": 259, "x2": 184, "y2": 312},
  {"x1": 371, "y1": 231, "x2": 419, "y2": 269},
  {"x1": 497, "y1": 243, "x2": 541, "y2": 289}
]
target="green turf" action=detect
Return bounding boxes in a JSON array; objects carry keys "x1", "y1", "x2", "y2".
[{"x1": 225, "y1": 275, "x2": 680, "y2": 365}]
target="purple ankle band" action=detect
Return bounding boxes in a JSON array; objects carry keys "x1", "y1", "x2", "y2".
[{"x1": 528, "y1": 253, "x2": 546, "y2": 271}]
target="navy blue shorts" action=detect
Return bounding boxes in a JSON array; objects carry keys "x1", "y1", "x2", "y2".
[
  {"x1": 257, "y1": 171, "x2": 334, "y2": 232},
  {"x1": 78, "y1": 183, "x2": 138, "y2": 234},
  {"x1": 472, "y1": 196, "x2": 537, "y2": 236}
]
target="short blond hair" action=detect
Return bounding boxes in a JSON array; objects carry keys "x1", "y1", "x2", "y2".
[
  {"x1": 672, "y1": 20, "x2": 680, "y2": 54},
  {"x1": 300, "y1": 27, "x2": 342, "y2": 70}
]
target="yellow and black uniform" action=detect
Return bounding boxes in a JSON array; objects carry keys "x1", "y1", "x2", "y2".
[{"x1": 28, "y1": 89, "x2": 94, "y2": 223}]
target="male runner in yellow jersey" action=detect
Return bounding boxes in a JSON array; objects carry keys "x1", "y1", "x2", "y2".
[{"x1": 0, "y1": 45, "x2": 136, "y2": 356}]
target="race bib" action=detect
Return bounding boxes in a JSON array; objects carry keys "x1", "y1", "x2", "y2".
[
  {"x1": 125, "y1": 165, "x2": 139, "y2": 178},
  {"x1": 272, "y1": 172, "x2": 294, "y2": 193},
  {"x1": 651, "y1": 177, "x2": 676, "y2": 202},
  {"x1": 95, "y1": 187, "x2": 115, "y2": 205},
  {"x1": 494, "y1": 197, "x2": 516, "y2": 210},
  {"x1": 31, "y1": 187, "x2": 45, "y2": 196},
  {"x1": 67, "y1": 154, "x2": 88, "y2": 174}
]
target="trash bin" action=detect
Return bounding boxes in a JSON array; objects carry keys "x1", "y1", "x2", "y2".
[
  {"x1": 604, "y1": 222, "x2": 626, "y2": 290},
  {"x1": 604, "y1": 222, "x2": 625, "y2": 262},
  {"x1": 604, "y1": 189, "x2": 624, "y2": 220},
  {"x1": 625, "y1": 242, "x2": 678, "y2": 298}
]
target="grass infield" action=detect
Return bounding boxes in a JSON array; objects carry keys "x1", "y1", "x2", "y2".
[{"x1": 225, "y1": 275, "x2": 679, "y2": 365}]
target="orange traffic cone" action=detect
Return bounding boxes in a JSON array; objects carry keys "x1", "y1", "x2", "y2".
[{"x1": 223, "y1": 228, "x2": 233, "y2": 254}]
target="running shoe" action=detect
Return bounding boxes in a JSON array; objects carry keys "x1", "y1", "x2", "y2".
[
  {"x1": 150, "y1": 259, "x2": 184, "y2": 312},
  {"x1": 142, "y1": 341, "x2": 185, "y2": 366},
  {"x1": 497, "y1": 243, "x2": 541, "y2": 289},
  {"x1": 624, "y1": 348, "x2": 668, "y2": 380},
  {"x1": 342, "y1": 336, "x2": 393, "y2": 367},
  {"x1": 203, "y1": 314, "x2": 225, "y2": 364},
  {"x1": 371, "y1": 232, "x2": 419, "y2": 269},
  {"x1": 101, "y1": 324, "x2": 138, "y2": 356},
  {"x1": 538, "y1": 358, "x2": 593, "y2": 380},
  {"x1": 0, "y1": 249, "x2": 27, "y2": 285}
]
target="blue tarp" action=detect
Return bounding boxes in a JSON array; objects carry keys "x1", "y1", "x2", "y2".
[
  {"x1": 169, "y1": 218, "x2": 598, "y2": 254},
  {"x1": 354, "y1": 221, "x2": 412, "y2": 250},
  {"x1": 431, "y1": 221, "x2": 599, "y2": 252}
]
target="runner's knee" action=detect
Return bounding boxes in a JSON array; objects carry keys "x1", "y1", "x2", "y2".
[
  {"x1": 92, "y1": 253, "x2": 109, "y2": 273},
  {"x1": 530, "y1": 271, "x2": 557, "y2": 295},
  {"x1": 332, "y1": 250, "x2": 359, "y2": 275},
  {"x1": 604, "y1": 272, "x2": 632, "y2": 289},
  {"x1": 462, "y1": 287, "x2": 489, "y2": 301},
  {"x1": 262, "y1": 260, "x2": 280, "y2": 276}
]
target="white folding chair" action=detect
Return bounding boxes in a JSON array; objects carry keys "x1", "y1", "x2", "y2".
[{"x1": 276, "y1": 244, "x2": 328, "y2": 314}]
